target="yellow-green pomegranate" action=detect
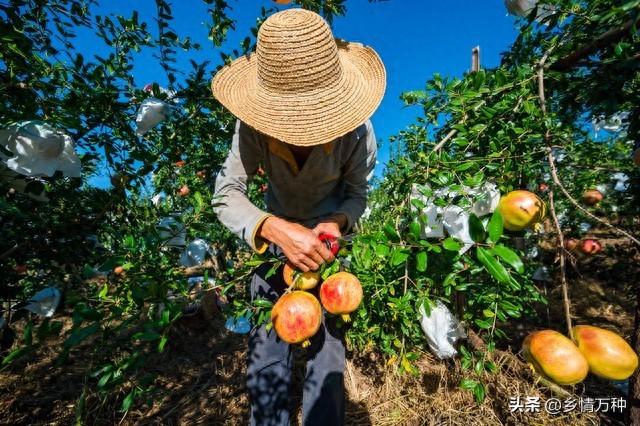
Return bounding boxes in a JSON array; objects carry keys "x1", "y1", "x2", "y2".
[
  {"x1": 573, "y1": 325, "x2": 639, "y2": 380},
  {"x1": 522, "y1": 329, "x2": 589, "y2": 385},
  {"x1": 498, "y1": 190, "x2": 546, "y2": 231}
]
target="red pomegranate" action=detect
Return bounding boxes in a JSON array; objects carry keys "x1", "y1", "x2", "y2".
[
  {"x1": 271, "y1": 291, "x2": 322, "y2": 347},
  {"x1": 579, "y1": 239, "x2": 602, "y2": 255},
  {"x1": 174, "y1": 160, "x2": 186, "y2": 168},
  {"x1": 14, "y1": 264, "x2": 27, "y2": 274},
  {"x1": 196, "y1": 170, "x2": 207, "y2": 179},
  {"x1": 564, "y1": 238, "x2": 578, "y2": 251},
  {"x1": 177, "y1": 185, "x2": 190, "y2": 197},
  {"x1": 537, "y1": 183, "x2": 549, "y2": 193},
  {"x1": 319, "y1": 272, "x2": 363, "y2": 322},
  {"x1": 256, "y1": 167, "x2": 266, "y2": 177},
  {"x1": 113, "y1": 266, "x2": 125, "y2": 275},
  {"x1": 582, "y1": 189, "x2": 603, "y2": 206},
  {"x1": 259, "y1": 184, "x2": 268, "y2": 193}
]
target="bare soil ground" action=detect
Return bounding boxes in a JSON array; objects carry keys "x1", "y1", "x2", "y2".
[{"x1": 1, "y1": 229, "x2": 637, "y2": 425}]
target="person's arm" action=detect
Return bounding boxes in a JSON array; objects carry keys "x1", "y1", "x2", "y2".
[
  {"x1": 214, "y1": 120, "x2": 333, "y2": 271},
  {"x1": 315, "y1": 121, "x2": 377, "y2": 236},
  {"x1": 213, "y1": 120, "x2": 272, "y2": 253}
]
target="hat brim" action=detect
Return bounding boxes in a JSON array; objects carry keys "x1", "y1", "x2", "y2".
[{"x1": 211, "y1": 42, "x2": 386, "y2": 146}]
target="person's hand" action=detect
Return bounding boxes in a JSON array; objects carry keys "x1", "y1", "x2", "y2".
[
  {"x1": 311, "y1": 214, "x2": 347, "y2": 238},
  {"x1": 259, "y1": 216, "x2": 334, "y2": 272}
]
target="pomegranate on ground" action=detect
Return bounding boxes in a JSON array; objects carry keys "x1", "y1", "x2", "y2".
[
  {"x1": 319, "y1": 272, "x2": 363, "y2": 322},
  {"x1": 582, "y1": 189, "x2": 603, "y2": 206},
  {"x1": 522, "y1": 329, "x2": 588, "y2": 385},
  {"x1": 497, "y1": 190, "x2": 546, "y2": 231},
  {"x1": 271, "y1": 291, "x2": 322, "y2": 347},
  {"x1": 579, "y1": 239, "x2": 602, "y2": 255},
  {"x1": 283, "y1": 262, "x2": 320, "y2": 290},
  {"x1": 573, "y1": 325, "x2": 639, "y2": 380},
  {"x1": 564, "y1": 238, "x2": 578, "y2": 251}
]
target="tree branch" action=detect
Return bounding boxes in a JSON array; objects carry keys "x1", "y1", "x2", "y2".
[
  {"x1": 550, "y1": 19, "x2": 635, "y2": 71},
  {"x1": 538, "y1": 53, "x2": 573, "y2": 338}
]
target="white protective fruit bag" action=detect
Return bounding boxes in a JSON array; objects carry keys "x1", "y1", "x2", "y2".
[{"x1": 418, "y1": 300, "x2": 466, "y2": 359}]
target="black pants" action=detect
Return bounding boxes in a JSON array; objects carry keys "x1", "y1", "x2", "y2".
[{"x1": 247, "y1": 260, "x2": 345, "y2": 426}]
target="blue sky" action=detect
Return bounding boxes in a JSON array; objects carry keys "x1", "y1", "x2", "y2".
[{"x1": 76, "y1": 1, "x2": 520, "y2": 183}]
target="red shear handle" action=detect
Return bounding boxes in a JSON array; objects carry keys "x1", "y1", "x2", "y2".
[{"x1": 318, "y1": 233, "x2": 340, "y2": 256}]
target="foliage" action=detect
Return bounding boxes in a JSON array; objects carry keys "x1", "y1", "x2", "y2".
[{"x1": 1, "y1": 0, "x2": 638, "y2": 416}]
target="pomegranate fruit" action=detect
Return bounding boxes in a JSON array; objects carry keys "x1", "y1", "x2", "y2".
[
  {"x1": 196, "y1": 170, "x2": 207, "y2": 179},
  {"x1": 319, "y1": 272, "x2": 363, "y2": 322},
  {"x1": 271, "y1": 291, "x2": 322, "y2": 347},
  {"x1": 522, "y1": 329, "x2": 589, "y2": 385},
  {"x1": 497, "y1": 190, "x2": 546, "y2": 231},
  {"x1": 537, "y1": 182, "x2": 549, "y2": 193},
  {"x1": 260, "y1": 184, "x2": 268, "y2": 193},
  {"x1": 582, "y1": 189, "x2": 603, "y2": 206},
  {"x1": 177, "y1": 185, "x2": 190, "y2": 197},
  {"x1": 283, "y1": 262, "x2": 320, "y2": 290},
  {"x1": 579, "y1": 239, "x2": 602, "y2": 255},
  {"x1": 273, "y1": 0, "x2": 292, "y2": 4},
  {"x1": 113, "y1": 266, "x2": 125, "y2": 275},
  {"x1": 14, "y1": 264, "x2": 27, "y2": 274},
  {"x1": 256, "y1": 167, "x2": 265, "y2": 177},
  {"x1": 573, "y1": 325, "x2": 639, "y2": 380},
  {"x1": 564, "y1": 238, "x2": 578, "y2": 251},
  {"x1": 175, "y1": 160, "x2": 186, "y2": 168}
]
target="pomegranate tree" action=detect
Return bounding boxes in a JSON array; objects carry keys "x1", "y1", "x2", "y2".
[{"x1": 319, "y1": 272, "x2": 363, "y2": 322}]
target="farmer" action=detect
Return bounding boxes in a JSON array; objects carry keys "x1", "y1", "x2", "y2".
[{"x1": 211, "y1": 8, "x2": 385, "y2": 426}]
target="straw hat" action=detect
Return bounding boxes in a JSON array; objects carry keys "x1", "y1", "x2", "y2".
[{"x1": 211, "y1": 8, "x2": 386, "y2": 147}]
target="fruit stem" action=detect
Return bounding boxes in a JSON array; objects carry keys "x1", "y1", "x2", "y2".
[
  {"x1": 341, "y1": 314, "x2": 351, "y2": 323},
  {"x1": 301, "y1": 340, "x2": 311, "y2": 348}
]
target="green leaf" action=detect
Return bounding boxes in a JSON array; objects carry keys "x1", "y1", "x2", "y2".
[
  {"x1": 416, "y1": 251, "x2": 428, "y2": 272},
  {"x1": 158, "y1": 335, "x2": 168, "y2": 353},
  {"x1": 383, "y1": 224, "x2": 400, "y2": 242},
  {"x1": 476, "y1": 247, "x2": 509, "y2": 284},
  {"x1": 390, "y1": 249, "x2": 409, "y2": 266},
  {"x1": 442, "y1": 238, "x2": 462, "y2": 252},
  {"x1": 468, "y1": 213, "x2": 486, "y2": 243},
  {"x1": 487, "y1": 210, "x2": 503, "y2": 243},
  {"x1": 2, "y1": 346, "x2": 31, "y2": 366},
  {"x1": 64, "y1": 323, "x2": 101, "y2": 348},
  {"x1": 98, "y1": 283, "x2": 108, "y2": 299},
  {"x1": 408, "y1": 221, "x2": 421, "y2": 241},
  {"x1": 120, "y1": 389, "x2": 136, "y2": 412},
  {"x1": 491, "y1": 245, "x2": 524, "y2": 274}
]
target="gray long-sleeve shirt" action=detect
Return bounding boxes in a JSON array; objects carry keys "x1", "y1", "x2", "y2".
[{"x1": 213, "y1": 119, "x2": 377, "y2": 253}]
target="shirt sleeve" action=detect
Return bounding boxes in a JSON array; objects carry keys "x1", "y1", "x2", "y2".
[
  {"x1": 213, "y1": 119, "x2": 272, "y2": 253},
  {"x1": 334, "y1": 120, "x2": 377, "y2": 231}
]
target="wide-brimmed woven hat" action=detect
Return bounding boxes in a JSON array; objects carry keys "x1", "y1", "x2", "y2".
[{"x1": 211, "y1": 8, "x2": 386, "y2": 147}]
